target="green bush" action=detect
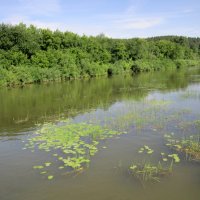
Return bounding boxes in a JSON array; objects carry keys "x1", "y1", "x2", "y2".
[{"x1": 0, "y1": 23, "x2": 200, "y2": 87}]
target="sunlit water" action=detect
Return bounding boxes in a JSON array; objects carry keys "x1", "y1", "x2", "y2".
[{"x1": 0, "y1": 68, "x2": 200, "y2": 200}]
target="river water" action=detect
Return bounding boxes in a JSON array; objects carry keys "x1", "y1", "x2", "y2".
[{"x1": 0, "y1": 68, "x2": 200, "y2": 200}]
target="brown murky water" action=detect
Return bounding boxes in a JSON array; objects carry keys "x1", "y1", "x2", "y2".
[{"x1": 0, "y1": 68, "x2": 200, "y2": 200}]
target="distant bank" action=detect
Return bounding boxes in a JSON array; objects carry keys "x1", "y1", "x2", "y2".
[{"x1": 0, "y1": 23, "x2": 200, "y2": 87}]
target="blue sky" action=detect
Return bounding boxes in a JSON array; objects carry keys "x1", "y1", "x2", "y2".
[{"x1": 0, "y1": 0, "x2": 199, "y2": 38}]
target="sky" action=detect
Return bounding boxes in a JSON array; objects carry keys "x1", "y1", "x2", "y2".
[{"x1": 0, "y1": 0, "x2": 199, "y2": 38}]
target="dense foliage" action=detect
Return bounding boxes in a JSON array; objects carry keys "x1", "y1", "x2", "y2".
[{"x1": 0, "y1": 23, "x2": 200, "y2": 86}]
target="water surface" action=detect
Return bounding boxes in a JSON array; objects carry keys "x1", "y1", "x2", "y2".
[{"x1": 0, "y1": 68, "x2": 200, "y2": 200}]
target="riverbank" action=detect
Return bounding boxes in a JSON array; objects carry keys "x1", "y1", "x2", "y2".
[{"x1": 1, "y1": 59, "x2": 200, "y2": 87}]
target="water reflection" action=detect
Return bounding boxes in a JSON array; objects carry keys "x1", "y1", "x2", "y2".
[{"x1": 0, "y1": 68, "x2": 197, "y2": 134}]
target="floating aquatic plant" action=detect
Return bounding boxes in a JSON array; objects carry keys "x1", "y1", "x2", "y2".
[
  {"x1": 138, "y1": 145, "x2": 154, "y2": 154},
  {"x1": 164, "y1": 133, "x2": 200, "y2": 162},
  {"x1": 147, "y1": 99, "x2": 172, "y2": 107},
  {"x1": 48, "y1": 175, "x2": 54, "y2": 180},
  {"x1": 168, "y1": 154, "x2": 180, "y2": 163},
  {"x1": 24, "y1": 121, "x2": 124, "y2": 179}
]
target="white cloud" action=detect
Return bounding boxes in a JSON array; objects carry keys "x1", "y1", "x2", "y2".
[
  {"x1": 3, "y1": 15, "x2": 63, "y2": 30},
  {"x1": 1, "y1": 0, "x2": 63, "y2": 31},
  {"x1": 98, "y1": 3, "x2": 164, "y2": 31},
  {"x1": 18, "y1": 0, "x2": 61, "y2": 15},
  {"x1": 115, "y1": 18, "x2": 163, "y2": 29},
  {"x1": 0, "y1": 0, "x2": 199, "y2": 38}
]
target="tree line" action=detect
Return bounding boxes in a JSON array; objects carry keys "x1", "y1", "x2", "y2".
[{"x1": 0, "y1": 23, "x2": 200, "y2": 86}]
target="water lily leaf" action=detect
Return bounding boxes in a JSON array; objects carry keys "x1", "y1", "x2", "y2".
[
  {"x1": 130, "y1": 165, "x2": 137, "y2": 170},
  {"x1": 45, "y1": 162, "x2": 51, "y2": 167},
  {"x1": 33, "y1": 165, "x2": 44, "y2": 169},
  {"x1": 40, "y1": 171, "x2": 47, "y2": 174},
  {"x1": 48, "y1": 175, "x2": 54, "y2": 180},
  {"x1": 147, "y1": 150, "x2": 154, "y2": 154}
]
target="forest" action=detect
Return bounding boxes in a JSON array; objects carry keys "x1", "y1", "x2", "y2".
[{"x1": 0, "y1": 23, "x2": 200, "y2": 87}]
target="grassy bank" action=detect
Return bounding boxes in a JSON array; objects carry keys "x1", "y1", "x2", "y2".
[{"x1": 0, "y1": 59, "x2": 200, "y2": 87}]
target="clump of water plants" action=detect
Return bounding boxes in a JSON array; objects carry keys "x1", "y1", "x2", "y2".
[
  {"x1": 177, "y1": 119, "x2": 200, "y2": 134},
  {"x1": 165, "y1": 133, "x2": 200, "y2": 162},
  {"x1": 138, "y1": 145, "x2": 154, "y2": 154},
  {"x1": 129, "y1": 161, "x2": 173, "y2": 183},
  {"x1": 129, "y1": 145, "x2": 180, "y2": 184},
  {"x1": 24, "y1": 121, "x2": 124, "y2": 179},
  {"x1": 160, "y1": 152, "x2": 180, "y2": 163},
  {"x1": 147, "y1": 99, "x2": 172, "y2": 107},
  {"x1": 180, "y1": 90, "x2": 200, "y2": 100}
]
